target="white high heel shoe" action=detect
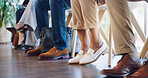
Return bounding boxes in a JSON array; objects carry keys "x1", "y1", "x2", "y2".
[{"x1": 68, "y1": 50, "x2": 84, "y2": 64}]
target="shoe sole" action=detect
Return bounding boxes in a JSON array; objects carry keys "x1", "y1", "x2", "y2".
[
  {"x1": 68, "y1": 62, "x2": 79, "y2": 64},
  {"x1": 79, "y1": 48, "x2": 108, "y2": 65},
  {"x1": 38, "y1": 54, "x2": 69, "y2": 60},
  {"x1": 100, "y1": 69, "x2": 138, "y2": 77},
  {"x1": 26, "y1": 53, "x2": 40, "y2": 56},
  {"x1": 100, "y1": 72, "x2": 128, "y2": 77}
]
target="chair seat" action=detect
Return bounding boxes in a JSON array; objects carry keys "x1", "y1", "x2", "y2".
[{"x1": 98, "y1": 1, "x2": 144, "y2": 11}]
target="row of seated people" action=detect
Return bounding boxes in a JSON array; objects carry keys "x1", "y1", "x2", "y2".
[
  {"x1": 8, "y1": 0, "x2": 148, "y2": 78},
  {"x1": 10, "y1": 0, "x2": 38, "y2": 52}
]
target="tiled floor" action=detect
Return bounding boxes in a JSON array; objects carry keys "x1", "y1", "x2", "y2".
[{"x1": 0, "y1": 43, "x2": 123, "y2": 78}]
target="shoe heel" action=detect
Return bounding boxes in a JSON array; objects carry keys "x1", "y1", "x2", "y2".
[{"x1": 62, "y1": 54, "x2": 69, "y2": 59}]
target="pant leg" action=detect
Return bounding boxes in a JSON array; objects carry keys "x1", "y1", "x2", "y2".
[
  {"x1": 16, "y1": 8, "x2": 25, "y2": 23},
  {"x1": 106, "y1": 0, "x2": 137, "y2": 54},
  {"x1": 49, "y1": 0, "x2": 71, "y2": 50},
  {"x1": 25, "y1": 30, "x2": 40, "y2": 46},
  {"x1": 71, "y1": 0, "x2": 99, "y2": 30},
  {"x1": 70, "y1": 0, "x2": 84, "y2": 30},
  {"x1": 35, "y1": 0, "x2": 50, "y2": 38},
  {"x1": 80, "y1": 0, "x2": 99, "y2": 29}
]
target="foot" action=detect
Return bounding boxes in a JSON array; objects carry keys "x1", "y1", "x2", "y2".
[
  {"x1": 124, "y1": 59, "x2": 148, "y2": 78},
  {"x1": 79, "y1": 43, "x2": 108, "y2": 65},
  {"x1": 14, "y1": 22, "x2": 24, "y2": 30},
  {"x1": 100, "y1": 54, "x2": 142, "y2": 77},
  {"x1": 68, "y1": 50, "x2": 84, "y2": 64},
  {"x1": 26, "y1": 46, "x2": 41, "y2": 56},
  {"x1": 38, "y1": 47, "x2": 69, "y2": 60}
]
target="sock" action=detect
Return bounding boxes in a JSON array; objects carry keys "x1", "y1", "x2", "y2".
[{"x1": 129, "y1": 52, "x2": 140, "y2": 61}]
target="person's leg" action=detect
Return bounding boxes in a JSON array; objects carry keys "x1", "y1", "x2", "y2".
[
  {"x1": 35, "y1": 0, "x2": 50, "y2": 38},
  {"x1": 25, "y1": 30, "x2": 39, "y2": 46},
  {"x1": 71, "y1": 0, "x2": 101, "y2": 53},
  {"x1": 78, "y1": 0, "x2": 102, "y2": 52},
  {"x1": 89, "y1": 27, "x2": 102, "y2": 51},
  {"x1": 77, "y1": 30, "x2": 90, "y2": 54},
  {"x1": 49, "y1": 0, "x2": 71, "y2": 50},
  {"x1": 71, "y1": 0, "x2": 90, "y2": 53},
  {"x1": 68, "y1": 0, "x2": 90, "y2": 64},
  {"x1": 14, "y1": 8, "x2": 26, "y2": 30},
  {"x1": 101, "y1": 0, "x2": 141, "y2": 76},
  {"x1": 68, "y1": 0, "x2": 107, "y2": 64},
  {"x1": 106, "y1": 0, "x2": 139, "y2": 58},
  {"x1": 38, "y1": 0, "x2": 71, "y2": 60},
  {"x1": 78, "y1": 0, "x2": 107, "y2": 65},
  {"x1": 107, "y1": 0, "x2": 139, "y2": 60},
  {"x1": 26, "y1": 0, "x2": 50, "y2": 55},
  {"x1": 16, "y1": 8, "x2": 25, "y2": 23}
]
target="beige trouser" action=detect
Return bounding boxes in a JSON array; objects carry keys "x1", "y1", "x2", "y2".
[
  {"x1": 106, "y1": 0, "x2": 137, "y2": 54},
  {"x1": 71, "y1": 0, "x2": 99, "y2": 30}
]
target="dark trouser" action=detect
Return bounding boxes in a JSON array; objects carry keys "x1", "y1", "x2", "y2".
[{"x1": 35, "y1": 0, "x2": 71, "y2": 50}]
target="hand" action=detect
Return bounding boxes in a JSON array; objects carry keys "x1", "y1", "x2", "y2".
[
  {"x1": 93, "y1": 0, "x2": 106, "y2": 6},
  {"x1": 14, "y1": 22, "x2": 24, "y2": 30}
]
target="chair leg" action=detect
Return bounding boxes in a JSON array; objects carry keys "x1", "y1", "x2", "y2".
[
  {"x1": 66, "y1": 13, "x2": 72, "y2": 27},
  {"x1": 131, "y1": 11, "x2": 148, "y2": 59},
  {"x1": 65, "y1": 12, "x2": 77, "y2": 57},
  {"x1": 144, "y1": 2, "x2": 148, "y2": 35},
  {"x1": 108, "y1": 23, "x2": 112, "y2": 67},
  {"x1": 71, "y1": 30, "x2": 78, "y2": 57},
  {"x1": 140, "y1": 38, "x2": 148, "y2": 59},
  {"x1": 48, "y1": 15, "x2": 52, "y2": 27},
  {"x1": 99, "y1": 10, "x2": 115, "y2": 67},
  {"x1": 98, "y1": 10, "x2": 105, "y2": 22},
  {"x1": 131, "y1": 12, "x2": 146, "y2": 42}
]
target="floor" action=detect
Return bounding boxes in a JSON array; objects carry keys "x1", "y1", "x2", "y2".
[{"x1": 0, "y1": 43, "x2": 123, "y2": 78}]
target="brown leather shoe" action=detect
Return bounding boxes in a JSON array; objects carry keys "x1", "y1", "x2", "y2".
[
  {"x1": 124, "y1": 60, "x2": 148, "y2": 78},
  {"x1": 38, "y1": 47, "x2": 69, "y2": 60},
  {"x1": 26, "y1": 46, "x2": 41, "y2": 56},
  {"x1": 100, "y1": 54, "x2": 141, "y2": 77}
]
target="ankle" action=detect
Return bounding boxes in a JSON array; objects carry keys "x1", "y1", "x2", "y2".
[
  {"x1": 81, "y1": 45, "x2": 89, "y2": 54},
  {"x1": 129, "y1": 52, "x2": 140, "y2": 61},
  {"x1": 90, "y1": 42, "x2": 103, "y2": 52},
  {"x1": 81, "y1": 48, "x2": 89, "y2": 55}
]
